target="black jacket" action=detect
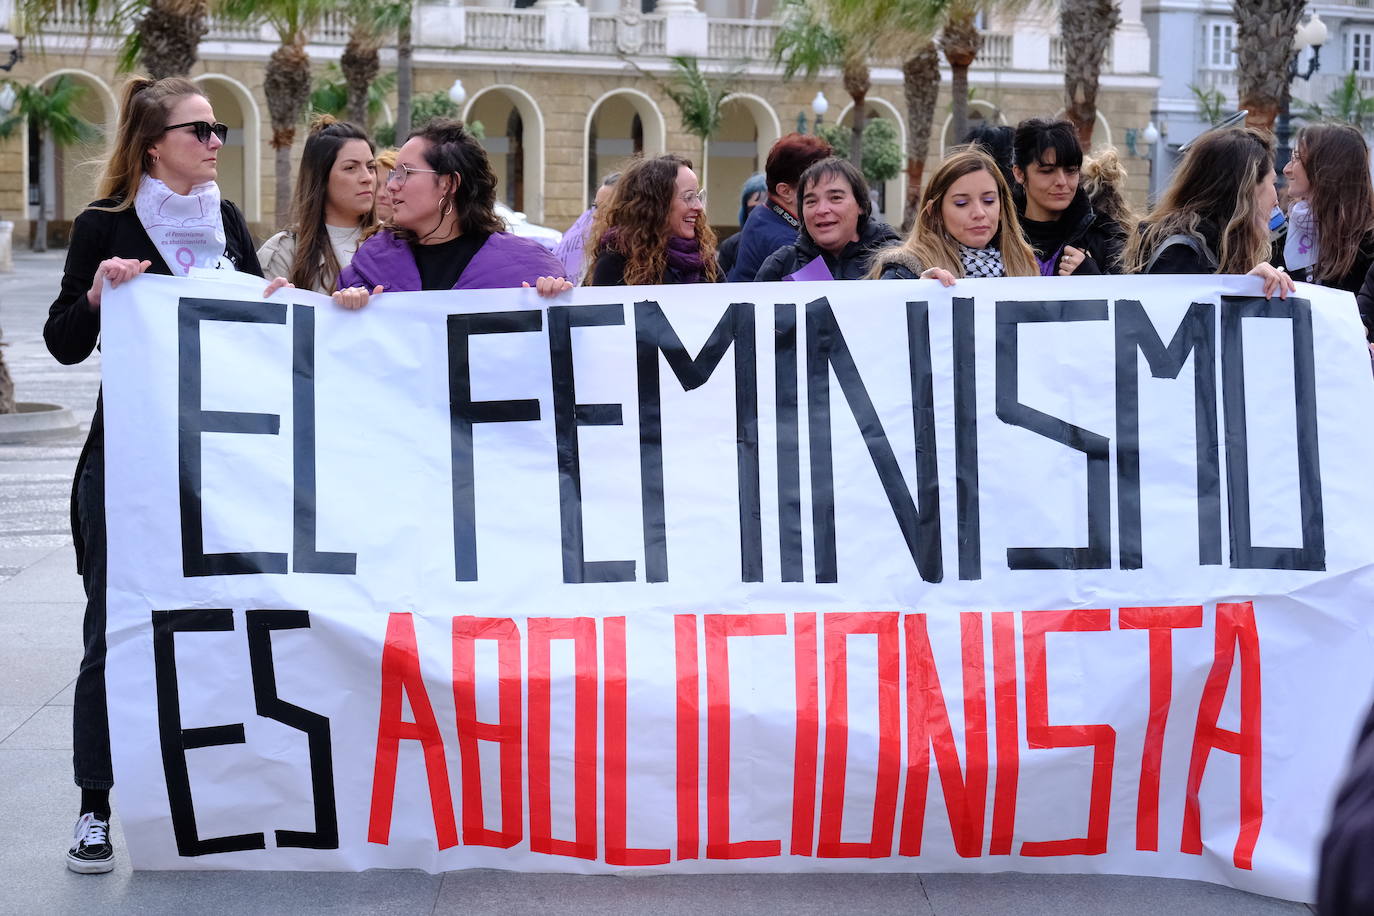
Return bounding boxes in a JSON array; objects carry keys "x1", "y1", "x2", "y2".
[
  {"x1": 1353, "y1": 261, "x2": 1374, "y2": 342},
  {"x1": 1142, "y1": 220, "x2": 1222, "y2": 275},
  {"x1": 587, "y1": 247, "x2": 718, "y2": 286},
  {"x1": 1284, "y1": 229, "x2": 1374, "y2": 296},
  {"x1": 46, "y1": 197, "x2": 262, "y2": 571},
  {"x1": 1319, "y1": 699, "x2": 1374, "y2": 914},
  {"x1": 754, "y1": 218, "x2": 900, "y2": 282},
  {"x1": 1015, "y1": 186, "x2": 1126, "y2": 275}
]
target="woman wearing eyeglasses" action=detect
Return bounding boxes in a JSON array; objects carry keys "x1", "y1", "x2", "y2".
[
  {"x1": 335, "y1": 118, "x2": 568, "y2": 302},
  {"x1": 258, "y1": 115, "x2": 378, "y2": 294},
  {"x1": 584, "y1": 154, "x2": 721, "y2": 286},
  {"x1": 45, "y1": 75, "x2": 288, "y2": 876}
]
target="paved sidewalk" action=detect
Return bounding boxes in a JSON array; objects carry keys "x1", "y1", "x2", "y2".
[{"x1": 0, "y1": 251, "x2": 1316, "y2": 915}]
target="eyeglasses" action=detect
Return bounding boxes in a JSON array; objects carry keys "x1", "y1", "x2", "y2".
[
  {"x1": 679, "y1": 190, "x2": 706, "y2": 207},
  {"x1": 387, "y1": 164, "x2": 441, "y2": 188},
  {"x1": 164, "y1": 121, "x2": 229, "y2": 144}
]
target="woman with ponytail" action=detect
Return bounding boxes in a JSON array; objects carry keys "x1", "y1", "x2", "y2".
[
  {"x1": 44, "y1": 76, "x2": 288, "y2": 874},
  {"x1": 258, "y1": 115, "x2": 378, "y2": 293}
]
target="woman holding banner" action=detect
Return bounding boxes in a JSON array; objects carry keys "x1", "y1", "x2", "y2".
[
  {"x1": 584, "y1": 153, "x2": 721, "y2": 287},
  {"x1": 1282, "y1": 124, "x2": 1374, "y2": 341},
  {"x1": 753, "y1": 157, "x2": 898, "y2": 282},
  {"x1": 1010, "y1": 118, "x2": 1125, "y2": 275},
  {"x1": 334, "y1": 118, "x2": 569, "y2": 303},
  {"x1": 258, "y1": 115, "x2": 379, "y2": 294},
  {"x1": 1124, "y1": 127, "x2": 1294, "y2": 299},
  {"x1": 868, "y1": 147, "x2": 1038, "y2": 285},
  {"x1": 44, "y1": 75, "x2": 289, "y2": 875}
]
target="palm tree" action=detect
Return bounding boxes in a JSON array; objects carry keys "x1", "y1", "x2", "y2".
[
  {"x1": 340, "y1": 0, "x2": 408, "y2": 128},
  {"x1": 216, "y1": 0, "x2": 333, "y2": 222},
  {"x1": 1296, "y1": 70, "x2": 1374, "y2": 130},
  {"x1": 902, "y1": 41, "x2": 940, "y2": 221},
  {"x1": 1060, "y1": 0, "x2": 1120, "y2": 148},
  {"x1": 394, "y1": 2, "x2": 414, "y2": 141},
  {"x1": 311, "y1": 64, "x2": 397, "y2": 126},
  {"x1": 938, "y1": 1, "x2": 982, "y2": 146},
  {"x1": 774, "y1": 0, "x2": 932, "y2": 171},
  {"x1": 641, "y1": 56, "x2": 738, "y2": 190},
  {"x1": 0, "y1": 76, "x2": 99, "y2": 253},
  {"x1": 24, "y1": 0, "x2": 209, "y2": 78},
  {"x1": 1233, "y1": 0, "x2": 1303, "y2": 131}
]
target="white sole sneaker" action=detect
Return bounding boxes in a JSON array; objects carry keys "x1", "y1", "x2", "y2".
[{"x1": 66, "y1": 850, "x2": 114, "y2": 874}]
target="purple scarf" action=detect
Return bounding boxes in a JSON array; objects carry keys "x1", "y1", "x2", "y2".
[{"x1": 665, "y1": 235, "x2": 709, "y2": 284}]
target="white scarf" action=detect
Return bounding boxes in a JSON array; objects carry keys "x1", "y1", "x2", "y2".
[
  {"x1": 1283, "y1": 200, "x2": 1318, "y2": 273},
  {"x1": 133, "y1": 175, "x2": 230, "y2": 275}
]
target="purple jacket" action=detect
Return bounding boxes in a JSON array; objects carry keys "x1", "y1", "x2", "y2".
[
  {"x1": 552, "y1": 206, "x2": 596, "y2": 284},
  {"x1": 338, "y1": 229, "x2": 563, "y2": 292}
]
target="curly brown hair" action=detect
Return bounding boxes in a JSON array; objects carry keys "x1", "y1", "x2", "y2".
[{"x1": 586, "y1": 154, "x2": 719, "y2": 285}]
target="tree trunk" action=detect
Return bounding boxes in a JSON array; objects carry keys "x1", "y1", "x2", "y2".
[
  {"x1": 33, "y1": 128, "x2": 47, "y2": 253},
  {"x1": 264, "y1": 40, "x2": 312, "y2": 226},
  {"x1": 843, "y1": 60, "x2": 871, "y2": 171},
  {"x1": 395, "y1": 6, "x2": 413, "y2": 140},
  {"x1": 902, "y1": 42, "x2": 941, "y2": 225},
  {"x1": 940, "y1": 13, "x2": 981, "y2": 148},
  {"x1": 1062, "y1": 0, "x2": 1121, "y2": 149},
  {"x1": 1233, "y1": 0, "x2": 1303, "y2": 132},
  {"x1": 137, "y1": 0, "x2": 209, "y2": 79},
  {"x1": 341, "y1": 31, "x2": 380, "y2": 128},
  {"x1": 0, "y1": 341, "x2": 14, "y2": 414}
]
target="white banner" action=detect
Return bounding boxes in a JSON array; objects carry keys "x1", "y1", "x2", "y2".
[{"x1": 102, "y1": 273, "x2": 1374, "y2": 901}]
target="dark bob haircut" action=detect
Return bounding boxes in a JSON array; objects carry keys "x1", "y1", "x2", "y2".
[
  {"x1": 1012, "y1": 118, "x2": 1084, "y2": 171},
  {"x1": 796, "y1": 156, "x2": 872, "y2": 242}
]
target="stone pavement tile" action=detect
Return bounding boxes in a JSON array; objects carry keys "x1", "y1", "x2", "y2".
[
  {"x1": 0, "y1": 705, "x2": 33, "y2": 742},
  {"x1": 0, "y1": 547, "x2": 84, "y2": 604},
  {"x1": 48, "y1": 679, "x2": 75, "y2": 706},
  {"x1": 1, "y1": 703, "x2": 70, "y2": 749},
  {"x1": 0, "y1": 747, "x2": 444, "y2": 916},
  {"x1": 918, "y1": 872, "x2": 1309, "y2": 915},
  {"x1": 433, "y1": 871, "x2": 934, "y2": 916},
  {"x1": 0, "y1": 638, "x2": 78, "y2": 708},
  {"x1": 0, "y1": 599, "x2": 84, "y2": 648}
]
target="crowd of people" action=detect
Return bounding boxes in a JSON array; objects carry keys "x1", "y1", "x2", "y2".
[{"x1": 43, "y1": 74, "x2": 1374, "y2": 877}]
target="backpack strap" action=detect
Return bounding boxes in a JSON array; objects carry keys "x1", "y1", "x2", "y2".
[{"x1": 1146, "y1": 233, "x2": 1218, "y2": 273}]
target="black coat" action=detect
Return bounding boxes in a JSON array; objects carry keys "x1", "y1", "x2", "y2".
[
  {"x1": 1142, "y1": 221, "x2": 1222, "y2": 275},
  {"x1": 587, "y1": 247, "x2": 718, "y2": 286},
  {"x1": 1015, "y1": 186, "x2": 1126, "y2": 275},
  {"x1": 754, "y1": 218, "x2": 900, "y2": 282},
  {"x1": 1319, "y1": 699, "x2": 1374, "y2": 914},
  {"x1": 46, "y1": 197, "x2": 262, "y2": 571}
]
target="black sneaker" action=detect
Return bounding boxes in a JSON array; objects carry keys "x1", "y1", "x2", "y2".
[{"x1": 66, "y1": 812, "x2": 114, "y2": 874}]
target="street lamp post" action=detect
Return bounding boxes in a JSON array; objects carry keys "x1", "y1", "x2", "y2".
[
  {"x1": 1276, "y1": 13, "x2": 1328, "y2": 185},
  {"x1": 797, "y1": 90, "x2": 830, "y2": 135}
]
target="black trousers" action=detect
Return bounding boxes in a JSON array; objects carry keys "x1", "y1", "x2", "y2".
[{"x1": 73, "y1": 445, "x2": 112, "y2": 790}]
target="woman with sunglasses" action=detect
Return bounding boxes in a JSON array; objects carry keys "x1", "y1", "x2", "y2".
[
  {"x1": 258, "y1": 115, "x2": 379, "y2": 294},
  {"x1": 45, "y1": 75, "x2": 288, "y2": 876},
  {"x1": 584, "y1": 154, "x2": 721, "y2": 286},
  {"x1": 336, "y1": 118, "x2": 568, "y2": 302}
]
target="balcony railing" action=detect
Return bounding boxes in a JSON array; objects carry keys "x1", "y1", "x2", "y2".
[
  {"x1": 1049, "y1": 35, "x2": 1112, "y2": 72},
  {"x1": 972, "y1": 33, "x2": 1012, "y2": 69},
  {"x1": 708, "y1": 18, "x2": 779, "y2": 60},
  {"x1": 466, "y1": 8, "x2": 543, "y2": 53}
]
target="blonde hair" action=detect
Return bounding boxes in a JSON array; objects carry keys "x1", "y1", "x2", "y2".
[
  {"x1": 91, "y1": 76, "x2": 206, "y2": 213},
  {"x1": 869, "y1": 147, "x2": 1038, "y2": 278},
  {"x1": 1125, "y1": 127, "x2": 1273, "y2": 275},
  {"x1": 1081, "y1": 148, "x2": 1138, "y2": 238}
]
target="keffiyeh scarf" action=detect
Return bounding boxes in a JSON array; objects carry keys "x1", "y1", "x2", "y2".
[{"x1": 959, "y1": 243, "x2": 1005, "y2": 278}]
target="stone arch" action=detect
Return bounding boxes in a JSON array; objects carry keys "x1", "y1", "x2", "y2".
[
  {"x1": 463, "y1": 84, "x2": 546, "y2": 222},
  {"x1": 938, "y1": 99, "x2": 1008, "y2": 153},
  {"x1": 31, "y1": 70, "x2": 117, "y2": 228},
  {"x1": 583, "y1": 88, "x2": 667, "y2": 207},
  {"x1": 837, "y1": 96, "x2": 908, "y2": 221},
  {"x1": 706, "y1": 93, "x2": 781, "y2": 229},
  {"x1": 194, "y1": 73, "x2": 263, "y2": 224}
]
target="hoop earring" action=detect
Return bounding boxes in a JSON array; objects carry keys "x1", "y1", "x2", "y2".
[{"x1": 440, "y1": 198, "x2": 452, "y2": 220}]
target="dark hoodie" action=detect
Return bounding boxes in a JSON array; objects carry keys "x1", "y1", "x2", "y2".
[
  {"x1": 753, "y1": 218, "x2": 900, "y2": 282},
  {"x1": 1015, "y1": 186, "x2": 1126, "y2": 275}
]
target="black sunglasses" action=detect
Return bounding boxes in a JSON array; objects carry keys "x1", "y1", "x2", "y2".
[{"x1": 164, "y1": 120, "x2": 229, "y2": 144}]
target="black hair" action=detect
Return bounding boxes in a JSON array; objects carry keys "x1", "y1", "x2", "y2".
[
  {"x1": 408, "y1": 117, "x2": 504, "y2": 238},
  {"x1": 1012, "y1": 118, "x2": 1083, "y2": 171},
  {"x1": 961, "y1": 123, "x2": 1016, "y2": 189},
  {"x1": 796, "y1": 157, "x2": 872, "y2": 243}
]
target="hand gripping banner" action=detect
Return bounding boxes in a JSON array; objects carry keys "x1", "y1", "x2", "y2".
[{"x1": 100, "y1": 273, "x2": 1374, "y2": 901}]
